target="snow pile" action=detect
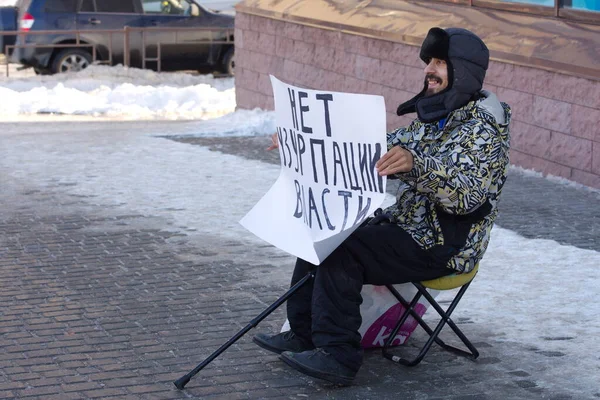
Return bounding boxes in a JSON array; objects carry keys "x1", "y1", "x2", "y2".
[
  {"x1": 158, "y1": 108, "x2": 276, "y2": 138},
  {"x1": 0, "y1": 65, "x2": 235, "y2": 120},
  {"x1": 509, "y1": 165, "x2": 600, "y2": 195}
]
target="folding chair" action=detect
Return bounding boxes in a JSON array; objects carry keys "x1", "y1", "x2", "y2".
[{"x1": 382, "y1": 264, "x2": 479, "y2": 366}]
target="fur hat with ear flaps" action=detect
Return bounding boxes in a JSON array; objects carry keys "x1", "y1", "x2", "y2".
[{"x1": 397, "y1": 27, "x2": 490, "y2": 123}]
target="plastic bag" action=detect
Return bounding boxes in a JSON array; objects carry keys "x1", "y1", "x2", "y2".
[{"x1": 359, "y1": 283, "x2": 438, "y2": 348}]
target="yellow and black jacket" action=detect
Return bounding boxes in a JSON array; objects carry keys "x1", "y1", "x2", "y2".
[{"x1": 385, "y1": 90, "x2": 511, "y2": 273}]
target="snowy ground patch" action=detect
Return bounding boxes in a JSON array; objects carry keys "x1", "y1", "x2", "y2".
[
  {"x1": 509, "y1": 165, "x2": 600, "y2": 196},
  {"x1": 156, "y1": 108, "x2": 276, "y2": 138},
  {"x1": 0, "y1": 65, "x2": 235, "y2": 120}
]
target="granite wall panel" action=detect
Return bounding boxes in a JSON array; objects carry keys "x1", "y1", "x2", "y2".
[
  {"x1": 571, "y1": 105, "x2": 600, "y2": 142},
  {"x1": 592, "y1": 142, "x2": 600, "y2": 176},
  {"x1": 532, "y1": 96, "x2": 572, "y2": 134}
]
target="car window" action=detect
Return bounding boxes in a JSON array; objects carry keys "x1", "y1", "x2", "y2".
[
  {"x1": 79, "y1": 0, "x2": 95, "y2": 12},
  {"x1": 45, "y1": 0, "x2": 78, "y2": 12},
  {"x1": 96, "y1": 0, "x2": 136, "y2": 13},
  {"x1": 142, "y1": 0, "x2": 192, "y2": 15}
]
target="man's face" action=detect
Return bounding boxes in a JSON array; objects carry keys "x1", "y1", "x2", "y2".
[{"x1": 423, "y1": 58, "x2": 449, "y2": 96}]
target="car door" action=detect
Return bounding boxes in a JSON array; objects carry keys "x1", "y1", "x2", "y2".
[
  {"x1": 76, "y1": 0, "x2": 145, "y2": 68},
  {"x1": 141, "y1": 0, "x2": 212, "y2": 71},
  {"x1": 42, "y1": 0, "x2": 78, "y2": 30}
]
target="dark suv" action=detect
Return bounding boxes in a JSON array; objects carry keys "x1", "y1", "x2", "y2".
[{"x1": 0, "y1": 0, "x2": 234, "y2": 75}]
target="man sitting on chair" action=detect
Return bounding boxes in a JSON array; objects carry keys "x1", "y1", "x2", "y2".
[{"x1": 254, "y1": 27, "x2": 511, "y2": 386}]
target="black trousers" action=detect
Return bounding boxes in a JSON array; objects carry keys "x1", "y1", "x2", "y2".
[{"x1": 287, "y1": 223, "x2": 453, "y2": 371}]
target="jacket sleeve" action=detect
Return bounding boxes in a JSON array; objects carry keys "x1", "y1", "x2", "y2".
[
  {"x1": 387, "y1": 125, "x2": 412, "y2": 148},
  {"x1": 394, "y1": 120, "x2": 501, "y2": 215},
  {"x1": 385, "y1": 126, "x2": 410, "y2": 180}
]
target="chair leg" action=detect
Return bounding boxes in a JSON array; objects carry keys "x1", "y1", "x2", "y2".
[
  {"x1": 382, "y1": 287, "x2": 444, "y2": 366},
  {"x1": 382, "y1": 282, "x2": 479, "y2": 367},
  {"x1": 384, "y1": 285, "x2": 446, "y2": 347},
  {"x1": 415, "y1": 282, "x2": 479, "y2": 360}
]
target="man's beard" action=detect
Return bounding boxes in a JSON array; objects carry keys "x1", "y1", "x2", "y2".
[{"x1": 424, "y1": 74, "x2": 443, "y2": 97}]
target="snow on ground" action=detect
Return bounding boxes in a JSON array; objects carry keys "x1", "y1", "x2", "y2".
[
  {"x1": 510, "y1": 165, "x2": 600, "y2": 195},
  {"x1": 158, "y1": 107, "x2": 276, "y2": 137},
  {"x1": 0, "y1": 65, "x2": 235, "y2": 120}
]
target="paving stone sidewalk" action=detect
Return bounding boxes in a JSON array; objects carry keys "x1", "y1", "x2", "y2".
[{"x1": 1, "y1": 126, "x2": 599, "y2": 400}]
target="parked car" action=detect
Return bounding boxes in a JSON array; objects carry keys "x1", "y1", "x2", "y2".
[
  {"x1": 0, "y1": 0, "x2": 234, "y2": 75},
  {"x1": 0, "y1": 1, "x2": 17, "y2": 55},
  {"x1": 145, "y1": 0, "x2": 238, "y2": 13}
]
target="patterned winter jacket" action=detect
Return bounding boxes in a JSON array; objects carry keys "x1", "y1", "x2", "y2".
[{"x1": 384, "y1": 90, "x2": 511, "y2": 273}]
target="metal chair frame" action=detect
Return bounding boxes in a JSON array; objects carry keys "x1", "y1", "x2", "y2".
[{"x1": 382, "y1": 280, "x2": 479, "y2": 366}]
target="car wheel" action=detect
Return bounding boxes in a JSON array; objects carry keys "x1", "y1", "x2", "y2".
[
  {"x1": 221, "y1": 47, "x2": 234, "y2": 76},
  {"x1": 51, "y1": 49, "x2": 92, "y2": 74}
]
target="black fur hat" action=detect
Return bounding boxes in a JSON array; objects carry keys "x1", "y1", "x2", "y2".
[{"x1": 397, "y1": 27, "x2": 489, "y2": 122}]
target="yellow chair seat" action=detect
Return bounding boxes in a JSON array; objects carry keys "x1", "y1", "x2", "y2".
[{"x1": 421, "y1": 264, "x2": 479, "y2": 291}]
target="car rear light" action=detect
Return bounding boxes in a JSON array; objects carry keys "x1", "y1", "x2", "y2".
[{"x1": 20, "y1": 13, "x2": 35, "y2": 31}]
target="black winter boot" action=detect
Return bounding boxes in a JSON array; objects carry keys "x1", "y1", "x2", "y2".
[
  {"x1": 253, "y1": 331, "x2": 314, "y2": 354},
  {"x1": 280, "y1": 348, "x2": 357, "y2": 386}
]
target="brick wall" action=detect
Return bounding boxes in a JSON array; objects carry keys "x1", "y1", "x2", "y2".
[{"x1": 234, "y1": 12, "x2": 600, "y2": 189}]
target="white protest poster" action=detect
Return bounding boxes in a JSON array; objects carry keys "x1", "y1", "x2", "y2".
[{"x1": 240, "y1": 76, "x2": 387, "y2": 265}]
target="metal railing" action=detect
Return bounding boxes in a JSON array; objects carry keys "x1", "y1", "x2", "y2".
[
  {"x1": 1, "y1": 29, "x2": 119, "y2": 76},
  {"x1": 1, "y1": 26, "x2": 233, "y2": 76},
  {"x1": 132, "y1": 26, "x2": 233, "y2": 72}
]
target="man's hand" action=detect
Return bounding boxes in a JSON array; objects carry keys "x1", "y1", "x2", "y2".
[
  {"x1": 376, "y1": 146, "x2": 414, "y2": 176},
  {"x1": 267, "y1": 132, "x2": 279, "y2": 151}
]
